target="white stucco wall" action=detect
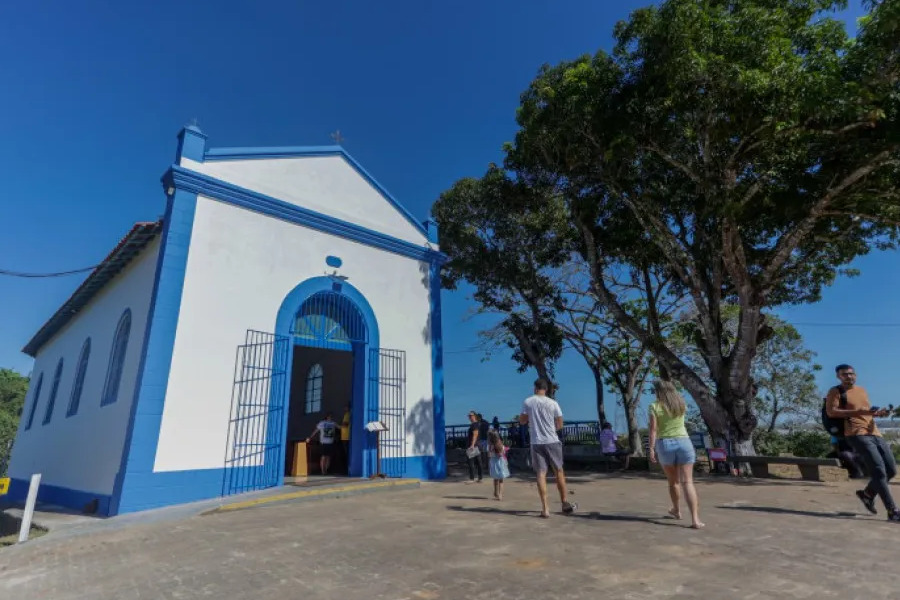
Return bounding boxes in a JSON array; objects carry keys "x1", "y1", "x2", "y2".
[
  {"x1": 9, "y1": 239, "x2": 160, "y2": 495},
  {"x1": 154, "y1": 195, "x2": 436, "y2": 472},
  {"x1": 180, "y1": 155, "x2": 429, "y2": 246}
]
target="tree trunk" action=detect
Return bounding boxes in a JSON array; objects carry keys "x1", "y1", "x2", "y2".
[
  {"x1": 591, "y1": 365, "x2": 606, "y2": 424},
  {"x1": 767, "y1": 410, "x2": 779, "y2": 433},
  {"x1": 623, "y1": 397, "x2": 644, "y2": 457}
]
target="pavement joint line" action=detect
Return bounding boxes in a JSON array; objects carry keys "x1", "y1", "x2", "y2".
[{"x1": 203, "y1": 478, "x2": 422, "y2": 514}]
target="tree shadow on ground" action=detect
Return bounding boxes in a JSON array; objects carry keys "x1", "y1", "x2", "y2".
[
  {"x1": 446, "y1": 505, "x2": 689, "y2": 527},
  {"x1": 718, "y1": 505, "x2": 861, "y2": 520},
  {"x1": 564, "y1": 470, "x2": 832, "y2": 488},
  {"x1": 442, "y1": 495, "x2": 492, "y2": 500}
]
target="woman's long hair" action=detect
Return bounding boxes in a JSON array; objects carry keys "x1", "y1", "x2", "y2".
[
  {"x1": 653, "y1": 380, "x2": 686, "y2": 418},
  {"x1": 488, "y1": 430, "x2": 504, "y2": 455}
]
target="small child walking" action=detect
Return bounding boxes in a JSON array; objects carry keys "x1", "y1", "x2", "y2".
[{"x1": 487, "y1": 430, "x2": 510, "y2": 501}]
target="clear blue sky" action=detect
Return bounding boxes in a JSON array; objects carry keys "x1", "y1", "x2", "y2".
[{"x1": 0, "y1": 0, "x2": 883, "y2": 432}]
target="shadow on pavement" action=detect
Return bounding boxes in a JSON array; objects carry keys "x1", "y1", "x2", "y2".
[
  {"x1": 719, "y1": 505, "x2": 861, "y2": 519},
  {"x1": 446, "y1": 505, "x2": 541, "y2": 518},
  {"x1": 446, "y1": 504, "x2": 692, "y2": 528},
  {"x1": 442, "y1": 495, "x2": 492, "y2": 500}
]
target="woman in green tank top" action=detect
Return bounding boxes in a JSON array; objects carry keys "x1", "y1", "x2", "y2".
[{"x1": 648, "y1": 380, "x2": 704, "y2": 529}]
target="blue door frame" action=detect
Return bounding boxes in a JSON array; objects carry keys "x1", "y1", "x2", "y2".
[{"x1": 274, "y1": 277, "x2": 380, "y2": 480}]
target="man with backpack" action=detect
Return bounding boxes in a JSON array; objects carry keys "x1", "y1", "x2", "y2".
[{"x1": 825, "y1": 364, "x2": 898, "y2": 521}]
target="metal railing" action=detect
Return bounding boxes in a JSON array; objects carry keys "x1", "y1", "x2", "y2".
[{"x1": 445, "y1": 420, "x2": 604, "y2": 449}]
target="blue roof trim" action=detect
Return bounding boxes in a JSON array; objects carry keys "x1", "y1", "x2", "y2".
[
  {"x1": 164, "y1": 165, "x2": 448, "y2": 266},
  {"x1": 22, "y1": 222, "x2": 163, "y2": 357},
  {"x1": 202, "y1": 145, "x2": 431, "y2": 239}
]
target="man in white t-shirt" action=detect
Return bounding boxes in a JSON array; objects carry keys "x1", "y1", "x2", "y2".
[
  {"x1": 306, "y1": 413, "x2": 339, "y2": 475},
  {"x1": 519, "y1": 378, "x2": 576, "y2": 518}
]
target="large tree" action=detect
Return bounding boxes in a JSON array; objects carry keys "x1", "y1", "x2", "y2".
[
  {"x1": 433, "y1": 168, "x2": 569, "y2": 384},
  {"x1": 503, "y1": 0, "x2": 900, "y2": 452}
]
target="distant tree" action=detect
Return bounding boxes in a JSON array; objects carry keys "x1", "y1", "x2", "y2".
[
  {"x1": 752, "y1": 319, "x2": 822, "y2": 432},
  {"x1": 0, "y1": 368, "x2": 29, "y2": 476}
]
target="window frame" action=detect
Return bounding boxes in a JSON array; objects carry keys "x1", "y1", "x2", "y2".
[
  {"x1": 101, "y1": 309, "x2": 132, "y2": 407},
  {"x1": 42, "y1": 358, "x2": 65, "y2": 425},
  {"x1": 305, "y1": 363, "x2": 323, "y2": 414},
  {"x1": 23, "y1": 372, "x2": 44, "y2": 431},
  {"x1": 67, "y1": 338, "x2": 92, "y2": 417}
]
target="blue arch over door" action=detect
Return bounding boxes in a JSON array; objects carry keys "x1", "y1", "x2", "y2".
[{"x1": 275, "y1": 276, "x2": 380, "y2": 480}]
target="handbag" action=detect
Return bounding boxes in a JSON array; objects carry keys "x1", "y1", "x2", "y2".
[{"x1": 465, "y1": 446, "x2": 481, "y2": 458}]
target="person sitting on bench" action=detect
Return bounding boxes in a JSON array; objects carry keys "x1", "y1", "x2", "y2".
[{"x1": 597, "y1": 422, "x2": 631, "y2": 470}]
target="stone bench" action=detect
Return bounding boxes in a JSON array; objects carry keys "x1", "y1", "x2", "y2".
[
  {"x1": 733, "y1": 455, "x2": 841, "y2": 482},
  {"x1": 563, "y1": 445, "x2": 623, "y2": 471}
]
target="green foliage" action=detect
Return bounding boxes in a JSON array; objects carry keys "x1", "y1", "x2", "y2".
[
  {"x1": 433, "y1": 168, "x2": 569, "y2": 379},
  {"x1": 752, "y1": 428, "x2": 833, "y2": 458},
  {"x1": 753, "y1": 429, "x2": 789, "y2": 456},
  {"x1": 0, "y1": 368, "x2": 29, "y2": 476},
  {"x1": 438, "y1": 0, "x2": 900, "y2": 444},
  {"x1": 784, "y1": 430, "x2": 833, "y2": 458}
]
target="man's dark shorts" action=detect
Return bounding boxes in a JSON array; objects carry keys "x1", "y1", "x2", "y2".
[
  {"x1": 531, "y1": 442, "x2": 564, "y2": 474},
  {"x1": 321, "y1": 443, "x2": 336, "y2": 458}
]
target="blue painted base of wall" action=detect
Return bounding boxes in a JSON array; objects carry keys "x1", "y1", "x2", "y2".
[
  {"x1": 7, "y1": 478, "x2": 112, "y2": 516},
  {"x1": 381, "y1": 454, "x2": 446, "y2": 481},
  {"x1": 117, "y1": 467, "x2": 238, "y2": 514},
  {"x1": 116, "y1": 454, "x2": 444, "y2": 514}
]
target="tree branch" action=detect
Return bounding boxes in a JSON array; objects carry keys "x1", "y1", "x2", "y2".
[{"x1": 761, "y1": 148, "x2": 897, "y2": 288}]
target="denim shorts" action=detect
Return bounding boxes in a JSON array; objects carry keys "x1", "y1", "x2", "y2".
[{"x1": 655, "y1": 437, "x2": 696, "y2": 466}]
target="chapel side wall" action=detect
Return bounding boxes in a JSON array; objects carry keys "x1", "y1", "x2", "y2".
[
  {"x1": 153, "y1": 195, "x2": 436, "y2": 473},
  {"x1": 8, "y1": 239, "x2": 161, "y2": 496}
]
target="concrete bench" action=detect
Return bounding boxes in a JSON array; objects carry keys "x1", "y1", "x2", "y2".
[
  {"x1": 563, "y1": 446, "x2": 622, "y2": 471},
  {"x1": 733, "y1": 455, "x2": 841, "y2": 482}
]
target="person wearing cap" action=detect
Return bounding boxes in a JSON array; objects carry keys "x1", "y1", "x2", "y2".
[{"x1": 465, "y1": 411, "x2": 483, "y2": 483}]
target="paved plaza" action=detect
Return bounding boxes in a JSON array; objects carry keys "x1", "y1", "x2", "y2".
[{"x1": 3, "y1": 471, "x2": 900, "y2": 599}]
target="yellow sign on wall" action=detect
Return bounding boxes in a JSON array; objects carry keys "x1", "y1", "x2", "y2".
[{"x1": 0, "y1": 477, "x2": 9, "y2": 495}]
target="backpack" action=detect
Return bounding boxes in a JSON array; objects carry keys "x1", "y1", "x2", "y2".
[{"x1": 821, "y1": 386, "x2": 848, "y2": 438}]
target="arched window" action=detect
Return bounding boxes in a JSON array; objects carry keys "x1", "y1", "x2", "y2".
[
  {"x1": 101, "y1": 309, "x2": 132, "y2": 406},
  {"x1": 305, "y1": 364, "x2": 323, "y2": 414},
  {"x1": 24, "y1": 372, "x2": 44, "y2": 431},
  {"x1": 42, "y1": 358, "x2": 65, "y2": 425},
  {"x1": 67, "y1": 338, "x2": 91, "y2": 417}
]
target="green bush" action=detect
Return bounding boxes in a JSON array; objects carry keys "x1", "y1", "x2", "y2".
[
  {"x1": 751, "y1": 428, "x2": 831, "y2": 458},
  {"x1": 753, "y1": 429, "x2": 787, "y2": 456},
  {"x1": 784, "y1": 430, "x2": 832, "y2": 458}
]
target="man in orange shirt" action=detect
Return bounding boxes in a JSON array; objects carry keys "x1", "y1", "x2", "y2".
[{"x1": 826, "y1": 364, "x2": 898, "y2": 521}]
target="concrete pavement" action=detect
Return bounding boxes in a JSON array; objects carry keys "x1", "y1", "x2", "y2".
[{"x1": 2, "y1": 472, "x2": 899, "y2": 599}]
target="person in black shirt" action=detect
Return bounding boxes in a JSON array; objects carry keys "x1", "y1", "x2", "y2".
[
  {"x1": 466, "y1": 411, "x2": 483, "y2": 483},
  {"x1": 478, "y1": 414, "x2": 491, "y2": 469}
]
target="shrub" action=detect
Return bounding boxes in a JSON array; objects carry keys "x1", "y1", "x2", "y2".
[
  {"x1": 753, "y1": 429, "x2": 787, "y2": 456},
  {"x1": 784, "y1": 430, "x2": 831, "y2": 458}
]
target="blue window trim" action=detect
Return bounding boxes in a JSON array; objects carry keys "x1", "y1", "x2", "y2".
[
  {"x1": 23, "y1": 372, "x2": 44, "y2": 431},
  {"x1": 305, "y1": 364, "x2": 323, "y2": 414},
  {"x1": 42, "y1": 358, "x2": 64, "y2": 425},
  {"x1": 163, "y1": 166, "x2": 447, "y2": 267},
  {"x1": 67, "y1": 338, "x2": 91, "y2": 417},
  {"x1": 202, "y1": 145, "x2": 430, "y2": 239},
  {"x1": 101, "y1": 309, "x2": 132, "y2": 406}
]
